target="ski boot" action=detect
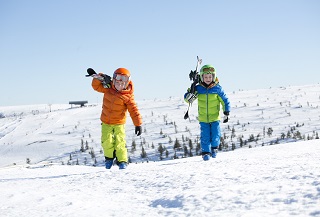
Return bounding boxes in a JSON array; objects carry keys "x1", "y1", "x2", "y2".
[
  {"x1": 202, "y1": 154, "x2": 211, "y2": 161},
  {"x1": 118, "y1": 162, "x2": 128, "y2": 169},
  {"x1": 105, "y1": 157, "x2": 114, "y2": 169},
  {"x1": 211, "y1": 147, "x2": 218, "y2": 158}
]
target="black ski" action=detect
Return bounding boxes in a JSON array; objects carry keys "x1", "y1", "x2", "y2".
[
  {"x1": 184, "y1": 56, "x2": 202, "y2": 120},
  {"x1": 86, "y1": 68, "x2": 97, "y2": 77},
  {"x1": 85, "y1": 68, "x2": 112, "y2": 88}
]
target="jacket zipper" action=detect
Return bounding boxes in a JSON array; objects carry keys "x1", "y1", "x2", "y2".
[{"x1": 206, "y1": 89, "x2": 209, "y2": 122}]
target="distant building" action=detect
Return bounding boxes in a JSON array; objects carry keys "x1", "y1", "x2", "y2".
[{"x1": 69, "y1": 101, "x2": 88, "y2": 108}]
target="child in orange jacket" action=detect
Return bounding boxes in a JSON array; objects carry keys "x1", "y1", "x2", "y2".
[{"x1": 91, "y1": 68, "x2": 142, "y2": 169}]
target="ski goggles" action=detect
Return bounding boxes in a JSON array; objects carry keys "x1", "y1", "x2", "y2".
[
  {"x1": 202, "y1": 67, "x2": 215, "y2": 73},
  {"x1": 113, "y1": 74, "x2": 130, "y2": 82}
]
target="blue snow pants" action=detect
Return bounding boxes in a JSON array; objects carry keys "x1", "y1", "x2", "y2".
[{"x1": 200, "y1": 121, "x2": 221, "y2": 154}]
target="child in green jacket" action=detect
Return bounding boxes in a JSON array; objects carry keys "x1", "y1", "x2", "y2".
[{"x1": 184, "y1": 65, "x2": 230, "y2": 160}]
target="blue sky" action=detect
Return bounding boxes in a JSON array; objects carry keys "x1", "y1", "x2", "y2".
[{"x1": 1, "y1": 0, "x2": 319, "y2": 106}]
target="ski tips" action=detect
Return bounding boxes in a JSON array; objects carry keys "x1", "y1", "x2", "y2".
[
  {"x1": 196, "y1": 56, "x2": 202, "y2": 64},
  {"x1": 184, "y1": 111, "x2": 189, "y2": 120},
  {"x1": 86, "y1": 68, "x2": 97, "y2": 77}
]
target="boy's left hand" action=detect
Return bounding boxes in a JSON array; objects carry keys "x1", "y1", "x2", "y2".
[
  {"x1": 135, "y1": 126, "x2": 142, "y2": 136},
  {"x1": 223, "y1": 111, "x2": 229, "y2": 123}
]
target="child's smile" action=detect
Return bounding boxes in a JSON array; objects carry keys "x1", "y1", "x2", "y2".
[{"x1": 202, "y1": 74, "x2": 214, "y2": 85}]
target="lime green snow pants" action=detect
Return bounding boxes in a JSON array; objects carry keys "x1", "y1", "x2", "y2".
[{"x1": 101, "y1": 123, "x2": 128, "y2": 163}]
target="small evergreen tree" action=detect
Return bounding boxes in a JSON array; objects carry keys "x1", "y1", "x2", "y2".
[
  {"x1": 174, "y1": 138, "x2": 181, "y2": 150},
  {"x1": 158, "y1": 143, "x2": 164, "y2": 157},
  {"x1": 188, "y1": 139, "x2": 193, "y2": 150},
  {"x1": 80, "y1": 143, "x2": 85, "y2": 152},
  {"x1": 183, "y1": 145, "x2": 188, "y2": 157},
  {"x1": 232, "y1": 143, "x2": 236, "y2": 150},
  {"x1": 231, "y1": 127, "x2": 236, "y2": 139},
  {"x1": 189, "y1": 149, "x2": 193, "y2": 157},
  {"x1": 131, "y1": 140, "x2": 136, "y2": 153},
  {"x1": 249, "y1": 134, "x2": 254, "y2": 142},
  {"x1": 267, "y1": 127, "x2": 273, "y2": 137},
  {"x1": 89, "y1": 148, "x2": 95, "y2": 159},
  {"x1": 173, "y1": 150, "x2": 178, "y2": 159},
  {"x1": 287, "y1": 130, "x2": 292, "y2": 138},
  {"x1": 141, "y1": 146, "x2": 147, "y2": 158},
  {"x1": 196, "y1": 142, "x2": 200, "y2": 155},
  {"x1": 166, "y1": 149, "x2": 169, "y2": 158},
  {"x1": 239, "y1": 137, "x2": 243, "y2": 147}
]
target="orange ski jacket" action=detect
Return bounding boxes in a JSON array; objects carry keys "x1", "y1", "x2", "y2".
[{"x1": 92, "y1": 79, "x2": 142, "y2": 127}]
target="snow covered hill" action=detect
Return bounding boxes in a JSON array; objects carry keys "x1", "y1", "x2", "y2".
[
  {"x1": 0, "y1": 140, "x2": 319, "y2": 216},
  {"x1": 0, "y1": 84, "x2": 319, "y2": 167},
  {"x1": 0, "y1": 84, "x2": 320, "y2": 216}
]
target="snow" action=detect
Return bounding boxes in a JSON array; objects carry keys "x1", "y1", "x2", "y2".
[
  {"x1": 0, "y1": 84, "x2": 320, "y2": 216},
  {"x1": 1, "y1": 141, "x2": 320, "y2": 216}
]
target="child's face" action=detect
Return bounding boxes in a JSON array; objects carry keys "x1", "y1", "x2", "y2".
[
  {"x1": 114, "y1": 80, "x2": 126, "y2": 91},
  {"x1": 113, "y1": 74, "x2": 129, "y2": 91},
  {"x1": 202, "y1": 74, "x2": 213, "y2": 85}
]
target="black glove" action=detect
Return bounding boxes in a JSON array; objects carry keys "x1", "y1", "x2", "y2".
[
  {"x1": 135, "y1": 126, "x2": 142, "y2": 136},
  {"x1": 223, "y1": 111, "x2": 229, "y2": 123},
  {"x1": 86, "y1": 68, "x2": 111, "y2": 85},
  {"x1": 101, "y1": 74, "x2": 111, "y2": 85},
  {"x1": 92, "y1": 73, "x2": 112, "y2": 88}
]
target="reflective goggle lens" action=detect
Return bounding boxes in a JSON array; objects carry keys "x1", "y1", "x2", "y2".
[
  {"x1": 114, "y1": 74, "x2": 129, "y2": 82},
  {"x1": 202, "y1": 67, "x2": 215, "y2": 73}
]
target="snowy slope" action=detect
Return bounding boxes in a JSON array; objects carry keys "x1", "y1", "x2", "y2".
[
  {"x1": 0, "y1": 84, "x2": 320, "y2": 216},
  {"x1": 0, "y1": 140, "x2": 319, "y2": 217},
  {"x1": 0, "y1": 84, "x2": 319, "y2": 167}
]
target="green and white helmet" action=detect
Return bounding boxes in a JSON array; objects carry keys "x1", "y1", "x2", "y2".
[{"x1": 199, "y1": 64, "x2": 216, "y2": 82}]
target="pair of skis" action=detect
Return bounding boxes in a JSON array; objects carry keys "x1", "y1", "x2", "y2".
[
  {"x1": 184, "y1": 56, "x2": 202, "y2": 120},
  {"x1": 86, "y1": 57, "x2": 202, "y2": 120},
  {"x1": 86, "y1": 68, "x2": 111, "y2": 88}
]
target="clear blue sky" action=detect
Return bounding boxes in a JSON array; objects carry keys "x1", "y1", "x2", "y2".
[{"x1": 1, "y1": 0, "x2": 319, "y2": 106}]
